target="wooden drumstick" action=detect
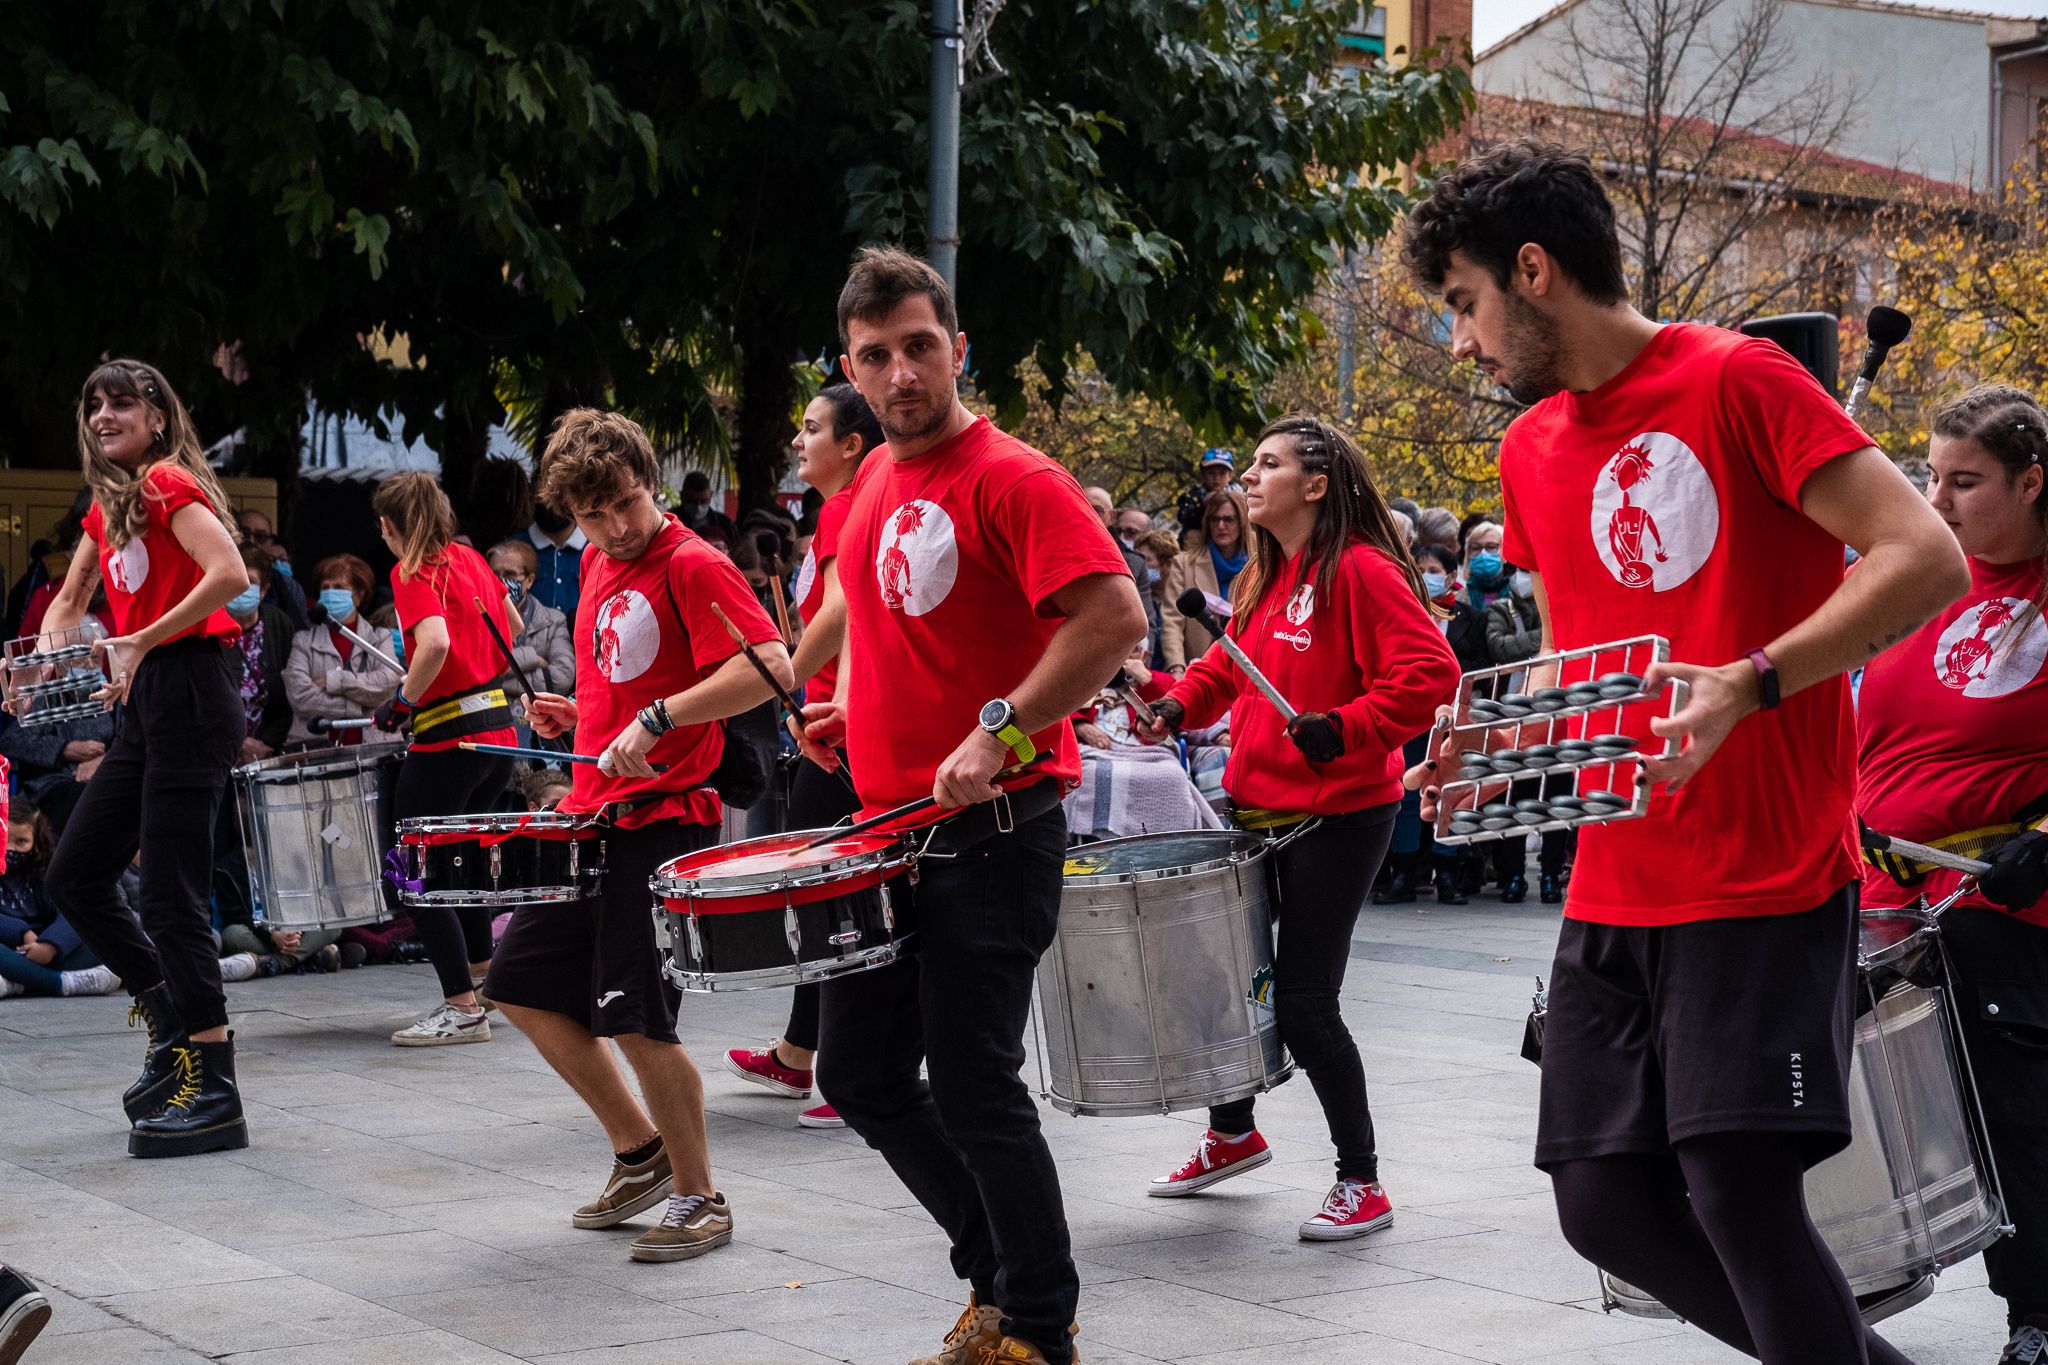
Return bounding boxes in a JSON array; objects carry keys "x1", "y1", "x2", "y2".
[{"x1": 708, "y1": 600, "x2": 859, "y2": 797}]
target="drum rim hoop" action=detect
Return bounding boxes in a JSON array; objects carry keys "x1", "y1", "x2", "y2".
[
  {"x1": 1062, "y1": 829, "x2": 1270, "y2": 886},
  {"x1": 238, "y1": 742, "x2": 409, "y2": 781}
]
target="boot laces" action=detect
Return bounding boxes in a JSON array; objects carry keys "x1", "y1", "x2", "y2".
[
  {"x1": 128, "y1": 999, "x2": 157, "y2": 1043},
  {"x1": 163, "y1": 1045, "x2": 203, "y2": 1112},
  {"x1": 657, "y1": 1193, "x2": 709, "y2": 1229},
  {"x1": 941, "y1": 1298, "x2": 980, "y2": 1347}
]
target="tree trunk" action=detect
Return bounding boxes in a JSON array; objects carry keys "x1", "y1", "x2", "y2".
[
  {"x1": 734, "y1": 313, "x2": 802, "y2": 515},
  {"x1": 439, "y1": 377, "x2": 500, "y2": 538}
]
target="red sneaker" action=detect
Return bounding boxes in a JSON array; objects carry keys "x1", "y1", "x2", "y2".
[
  {"x1": 1299, "y1": 1178, "x2": 1393, "y2": 1240},
  {"x1": 1147, "y1": 1128, "x2": 1271, "y2": 1197},
  {"x1": 722, "y1": 1045, "x2": 813, "y2": 1098},
  {"x1": 797, "y1": 1102, "x2": 845, "y2": 1129}
]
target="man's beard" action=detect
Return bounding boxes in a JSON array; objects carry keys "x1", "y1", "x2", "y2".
[
  {"x1": 876, "y1": 390, "x2": 952, "y2": 446},
  {"x1": 1498, "y1": 293, "x2": 1567, "y2": 406}
]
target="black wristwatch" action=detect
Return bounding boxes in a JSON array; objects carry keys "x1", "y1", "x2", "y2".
[
  {"x1": 1744, "y1": 648, "x2": 1781, "y2": 710},
  {"x1": 978, "y1": 698, "x2": 1037, "y2": 763}
]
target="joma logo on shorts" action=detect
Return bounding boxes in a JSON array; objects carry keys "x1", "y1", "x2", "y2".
[{"x1": 1790, "y1": 1052, "x2": 1804, "y2": 1108}]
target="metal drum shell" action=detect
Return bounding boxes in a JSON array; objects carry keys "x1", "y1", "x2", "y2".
[
  {"x1": 1039, "y1": 830, "x2": 1293, "y2": 1118},
  {"x1": 235, "y1": 743, "x2": 406, "y2": 930},
  {"x1": 395, "y1": 813, "x2": 605, "y2": 907}
]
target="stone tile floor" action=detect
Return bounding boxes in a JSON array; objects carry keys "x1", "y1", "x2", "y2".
[{"x1": 0, "y1": 898, "x2": 2008, "y2": 1363}]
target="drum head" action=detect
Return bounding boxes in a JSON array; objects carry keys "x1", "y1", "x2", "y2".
[
  {"x1": 1859, "y1": 906, "x2": 1933, "y2": 972},
  {"x1": 239, "y1": 742, "x2": 406, "y2": 782},
  {"x1": 655, "y1": 829, "x2": 908, "y2": 896},
  {"x1": 1062, "y1": 830, "x2": 1268, "y2": 885}
]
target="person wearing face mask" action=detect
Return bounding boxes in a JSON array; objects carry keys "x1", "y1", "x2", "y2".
[
  {"x1": 1375, "y1": 543, "x2": 1469, "y2": 906},
  {"x1": 525, "y1": 500, "x2": 588, "y2": 622},
  {"x1": 486, "y1": 541, "x2": 575, "y2": 711},
  {"x1": 1856, "y1": 385, "x2": 2048, "y2": 1364},
  {"x1": 283, "y1": 554, "x2": 404, "y2": 749},
  {"x1": 227, "y1": 545, "x2": 300, "y2": 765},
  {"x1": 1485, "y1": 563, "x2": 1571, "y2": 905},
  {"x1": 1137, "y1": 529, "x2": 1180, "y2": 668},
  {"x1": 236, "y1": 508, "x2": 309, "y2": 630}
]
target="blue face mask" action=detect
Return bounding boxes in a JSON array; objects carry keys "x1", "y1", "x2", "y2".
[
  {"x1": 273, "y1": 560, "x2": 293, "y2": 580},
  {"x1": 1467, "y1": 550, "x2": 1506, "y2": 585},
  {"x1": 1421, "y1": 571, "x2": 1448, "y2": 599},
  {"x1": 499, "y1": 575, "x2": 527, "y2": 605},
  {"x1": 1138, "y1": 566, "x2": 1160, "y2": 591},
  {"x1": 227, "y1": 586, "x2": 262, "y2": 617},
  {"x1": 318, "y1": 588, "x2": 356, "y2": 619}
]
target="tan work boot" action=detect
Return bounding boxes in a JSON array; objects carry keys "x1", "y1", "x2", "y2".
[
  {"x1": 572, "y1": 1143, "x2": 674, "y2": 1229},
  {"x1": 978, "y1": 1336, "x2": 1079, "y2": 1365},
  {"x1": 908, "y1": 1293, "x2": 1004, "y2": 1365},
  {"x1": 628, "y1": 1191, "x2": 733, "y2": 1262}
]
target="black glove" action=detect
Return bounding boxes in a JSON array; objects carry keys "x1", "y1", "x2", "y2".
[
  {"x1": 1286, "y1": 711, "x2": 1345, "y2": 764},
  {"x1": 1148, "y1": 697, "x2": 1185, "y2": 733},
  {"x1": 373, "y1": 692, "x2": 416, "y2": 733},
  {"x1": 1981, "y1": 830, "x2": 2048, "y2": 912}
]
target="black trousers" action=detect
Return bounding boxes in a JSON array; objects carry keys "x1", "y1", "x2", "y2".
[
  {"x1": 1211, "y1": 803, "x2": 1398, "y2": 1182},
  {"x1": 1942, "y1": 906, "x2": 2048, "y2": 1327},
  {"x1": 392, "y1": 745, "x2": 514, "y2": 998},
  {"x1": 780, "y1": 754, "x2": 860, "y2": 1053},
  {"x1": 46, "y1": 639, "x2": 241, "y2": 1033},
  {"x1": 817, "y1": 804, "x2": 1076, "y2": 1363}
]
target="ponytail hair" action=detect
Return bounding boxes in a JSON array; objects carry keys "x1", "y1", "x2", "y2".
[
  {"x1": 371, "y1": 471, "x2": 458, "y2": 580},
  {"x1": 76, "y1": 360, "x2": 234, "y2": 550},
  {"x1": 1234, "y1": 415, "x2": 1434, "y2": 617},
  {"x1": 1932, "y1": 382, "x2": 2048, "y2": 653}
]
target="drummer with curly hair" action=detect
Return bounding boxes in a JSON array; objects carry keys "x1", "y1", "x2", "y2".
[
  {"x1": 498, "y1": 408, "x2": 791, "y2": 1266},
  {"x1": 1139, "y1": 416, "x2": 1459, "y2": 1237},
  {"x1": 1857, "y1": 384, "x2": 2048, "y2": 1364}
]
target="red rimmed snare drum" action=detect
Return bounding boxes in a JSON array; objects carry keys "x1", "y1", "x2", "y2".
[
  {"x1": 394, "y1": 812, "x2": 606, "y2": 906},
  {"x1": 653, "y1": 830, "x2": 915, "y2": 992}
]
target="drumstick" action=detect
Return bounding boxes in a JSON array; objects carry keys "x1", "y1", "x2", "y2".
[
  {"x1": 707, "y1": 600, "x2": 859, "y2": 797},
  {"x1": 1861, "y1": 828, "x2": 1992, "y2": 877},
  {"x1": 458, "y1": 740, "x2": 670, "y2": 773},
  {"x1": 754, "y1": 531, "x2": 794, "y2": 644},
  {"x1": 472, "y1": 595, "x2": 565, "y2": 752},
  {"x1": 799, "y1": 760, "x2": 1041, "y2": 850}
]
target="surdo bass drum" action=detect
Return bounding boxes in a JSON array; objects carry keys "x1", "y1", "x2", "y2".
[{"x1": 235, "y1": 743, "x2": 406, "y2": 929}]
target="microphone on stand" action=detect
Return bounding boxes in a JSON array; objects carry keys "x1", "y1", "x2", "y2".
[
  {"x1": 1843, "y1": 306, "x2": 1912, "y2": 420},
  {"x1": 309, "y1": 716, "x2": 373, "y2": 734},
  {"x1": 1175, "y1": 588, "x2": 1228, "y2": 643}
]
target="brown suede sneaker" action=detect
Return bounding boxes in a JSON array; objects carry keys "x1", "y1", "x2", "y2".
[
  {"x1": 908, "y1": 1293, "x2": 1004, "y2": 1365},
  {"x1": 628, "y1": 1191, "x2": 733, "y2": 1262},
  {"x1": 572, "y1": 1144, "x2": 674, "y2": 1229}
]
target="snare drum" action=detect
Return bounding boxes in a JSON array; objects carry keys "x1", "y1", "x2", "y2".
[
  {"x1": 394, "y1": 812, "x2": 606, "y2": 906},
  {"x1": 653, "y1": 830, "x2": 914, "y2": 992},
  {"x1": 1037, "y1": 830, "x2": 1293, "y2": 1117},
  {"x1": 236, "y1": 743, "x2": 405, "y2": 929}
]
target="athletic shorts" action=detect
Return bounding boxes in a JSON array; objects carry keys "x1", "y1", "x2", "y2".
[
  {"x1": 1533, "y1": 882, "x2": 1858, "y2": 1171},
  {"x1": 483, "y1": 820, "x2": 715, "y2": 1044}
]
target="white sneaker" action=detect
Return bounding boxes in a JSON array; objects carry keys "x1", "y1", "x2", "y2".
[
  {"x1": 218, "y1": 952, "x2": 261, "y2": 983},
  {"x1": 59, "y1": 966, "x2": 120, "y2": 996},
  {"x1": 0, "y1": 978, "x2": 22, "y2": 999},
  {"x1": 391, "y1": 1003, "x2": 491, "y2": 1047}
]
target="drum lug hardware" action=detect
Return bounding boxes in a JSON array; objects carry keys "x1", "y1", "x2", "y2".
[
  {"x1": 881, "y1": 881, "x2": 897, "y2": 930},
  {"x1": 784, "y1": 902, "x2": 802, "y2": 958},
  {"x1": 828, "y1": 929, "x2": 861, "y2": 947},
  {"x1": 685, "y1": 911, "x2": 704, "y2": 965},
  {"x1": 569, "y1": 840, "x2": 579, "y2": 878},
  {"x1": 489, "y1": 845, "x2": 502, "y2": 885}
]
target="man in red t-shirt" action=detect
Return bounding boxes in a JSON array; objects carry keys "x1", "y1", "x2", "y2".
[
  {"x1": 795, "y1": 249, "x2": 1145, "y2": 1365},
  {"x1": 489, "y1": 409, "x2": 792, "y2": 1267},
  {"x1": 1403, "y1": 142, "x2": 1967, "y2": 1364}
]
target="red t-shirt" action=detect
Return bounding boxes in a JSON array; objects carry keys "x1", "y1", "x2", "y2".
[
  {"x1": 81, "y1": 465, "x2": 239, "y2": 646},
  {"x1": 794, "y1": 486, "x2": 853, "y2": 706},
  {"x1": 557, "y1": 516, "x2": 781, "y2": 829},
  {"x1": 1857, "y1": 555, "x2": 2048, "y2": 926},
  {"x1": 1171, "y1": 541, "x2": 1459, "y2": 815},
  {"x1": 389, "y1": 543, "x2": 517, "y2": 754},
  {"x1": 1500, "y1": 323, "x2": 1870, "y2": 927},
  {"x1": 839, "y1": 416, "x2": 1134, "y2": 818}
]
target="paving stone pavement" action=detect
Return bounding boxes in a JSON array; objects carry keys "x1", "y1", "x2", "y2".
[{"x1": 0, "y1": 898, "x2": 2009, "y2": 1364}]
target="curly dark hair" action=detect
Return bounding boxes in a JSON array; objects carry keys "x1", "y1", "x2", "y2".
[{"x1": 1401, "y1": 140, "x2": 1627, "y2": 305}]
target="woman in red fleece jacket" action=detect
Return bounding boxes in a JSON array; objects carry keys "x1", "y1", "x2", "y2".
[{"x1": 1141, "y1": 415, "x2": 1460, "y2": 1241}]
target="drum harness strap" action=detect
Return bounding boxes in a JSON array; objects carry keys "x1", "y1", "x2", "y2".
[
  {"x1": 409, "y1": 685, "x2": 514, "y2": 742},
  {"x1": 1227, "y1": 807, "x2": 1324, "y2": 911},
  {"x1": 1861, "y1": 793, "x2": 2048, "y2": 887}
]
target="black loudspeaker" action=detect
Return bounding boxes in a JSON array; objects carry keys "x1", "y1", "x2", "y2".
[{"x1": 1739, "y1": 312, "x2": 1840, "y2": 395}]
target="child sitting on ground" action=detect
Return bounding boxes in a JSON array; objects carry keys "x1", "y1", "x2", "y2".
[{"x1": 0, "y1": 804, "x2": 119, "y2": 997}]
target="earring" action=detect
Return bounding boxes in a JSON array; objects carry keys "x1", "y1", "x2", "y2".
[{"x1": 151, "y1": 426, "x2": 169, "y2": 452}]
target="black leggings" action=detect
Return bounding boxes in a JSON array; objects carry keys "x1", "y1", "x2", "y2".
[
  {"x1": 1211, "y1": 803, "x2": 1397, "y2": 1182},
  {"x1": 394, "y1": 745, "x2": 514, "y2": 999},
  {"x1": 1552, "y1": 1135, "x2": 1913, "y2": 1364},
  {"x1": 780, "y1": 752, "x2": 860, "y2": 1052},
  {"x1": 46, "y1": 640, "x2": 241, "y2": 1033}
]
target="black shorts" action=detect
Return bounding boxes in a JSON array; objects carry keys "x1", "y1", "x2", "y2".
[
  {"x1": 1534, "y1": 883, "x2": 1858, "y2": 1171},
  {"x1": 483, "y1": 820, "x2": 715, "y2": 1044}
]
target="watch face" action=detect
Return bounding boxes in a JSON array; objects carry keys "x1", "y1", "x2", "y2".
[{"x1": 979, "y1": 699, "x2": 1009, "y2": 730}]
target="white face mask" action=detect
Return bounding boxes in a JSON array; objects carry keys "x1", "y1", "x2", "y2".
[{"x1": 1512, "y1": 570, "x2": 1534, "y2": 597}]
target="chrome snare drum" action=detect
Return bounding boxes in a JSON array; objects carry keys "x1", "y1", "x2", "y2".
[
  {"x1": 1601, "y1": 903, "x2": 2006, "y2": 1323},
  {"x1": 235, "y1": 743, "x2": 405, "y2": 929},
  {"x1": 654, "y1": 830, "x2": 914, "y2": 992},
  {"x1": 1038, "y1": 830, "x2": 1293, "y2": 1117},
  {"x1": 394, "y1": 812, "x2": 606, "y2": 906}
]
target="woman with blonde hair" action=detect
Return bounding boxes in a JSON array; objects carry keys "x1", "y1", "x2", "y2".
[
  {"x1": 32, "y1": 360, "x2": 250, "y2": 1157},
  {"x1": 370, "y1": 472, "x2": 523, "y2": 1047}
]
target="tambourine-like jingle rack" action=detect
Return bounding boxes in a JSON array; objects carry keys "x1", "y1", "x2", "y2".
[
  {"x1": 1432, "y1": 634, "x2": 1684, "y2": 846},
  {"x1": 4, "y1": 625, "x2": 108, "y2": 729}
]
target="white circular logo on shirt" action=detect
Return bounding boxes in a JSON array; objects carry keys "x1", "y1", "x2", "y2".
[
  {"x1": 793, "y1": 547, "x2": 818, "y2": 607},
  {"x1": 1587, "y1": 432, "x2": 1720, "y2": 592},
  {"x1": 1933, "y1": 597, "x2": 2048, "y2": 698},
  {"x1": 1285, "y1": 583, "x2": 1315, "y2": 625},
  {"x1": 874, "y1": 499, "x2": 958, "y2": 617},
  {"x1": 107, "y1": 537, "x2": 149, "y2": 594},
  {"x1": 591, "y1": 588, "x2": 660, "y2": 684}
]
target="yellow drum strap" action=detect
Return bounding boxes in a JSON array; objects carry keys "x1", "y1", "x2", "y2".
[{"x1": 1231, "y1": 807, "x2": 1312, "y2": 832}]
